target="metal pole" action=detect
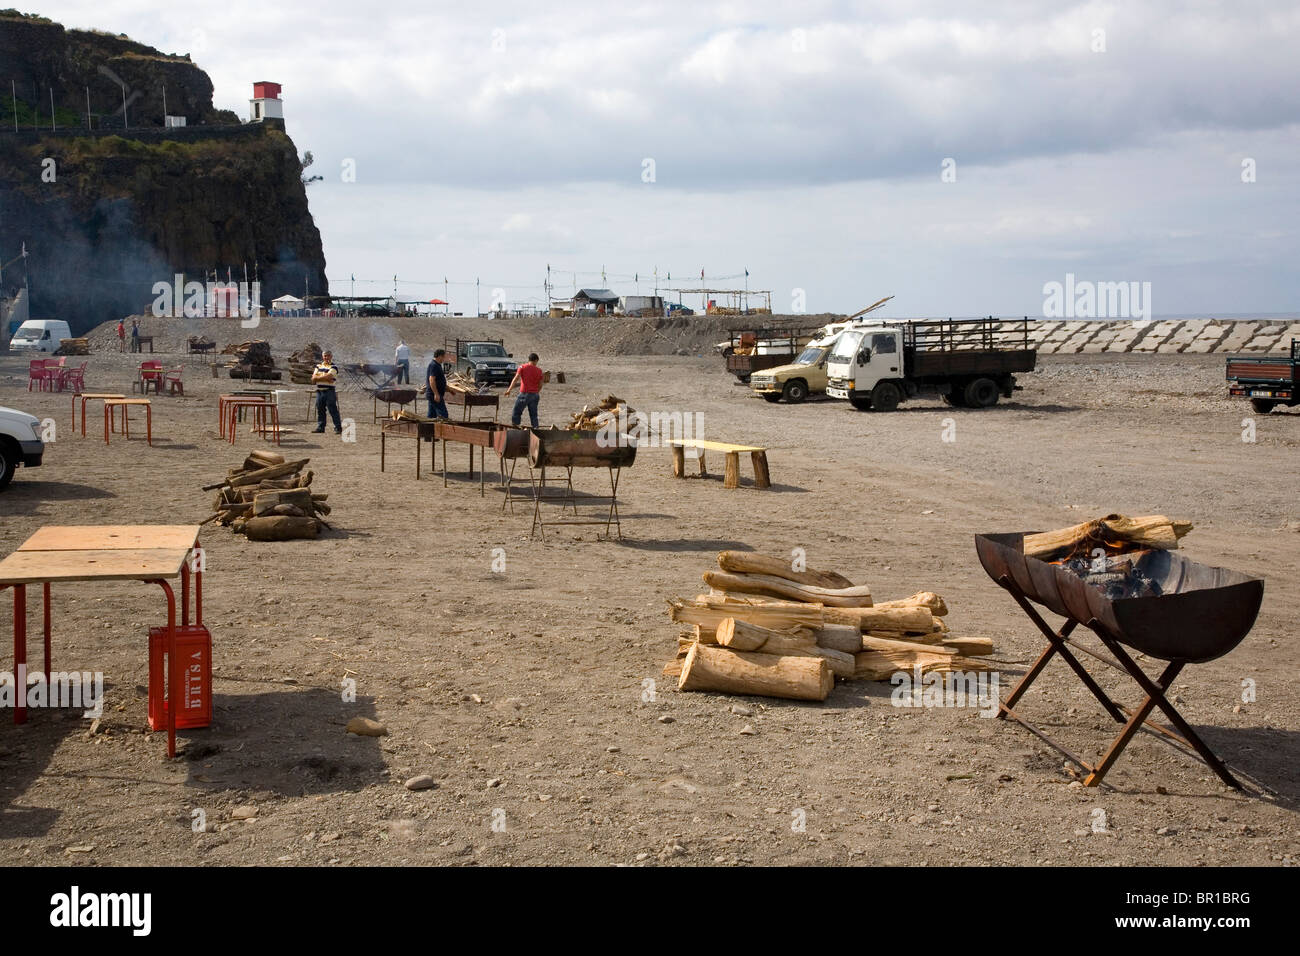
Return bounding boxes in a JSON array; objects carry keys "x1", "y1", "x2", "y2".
[
  {"x1": 162, "y1": 83, "x2": 167, "y2": 124},
  {"x1": 11, "y1": 80, "x2": 16, "y2": 132},
  {"x1": 85, "y1": 86, "x2": 90, "y2": 129},
  {"x1": 121, "y1": 82, "x2": 128, "y2": 129},
  {"x1": 50, "y1": 87, "x2": 55, "y2": 131}
]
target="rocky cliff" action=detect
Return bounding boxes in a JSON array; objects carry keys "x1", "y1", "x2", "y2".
[{"x1": 0, "y1": 11, "x2": 328, "y2": 333}]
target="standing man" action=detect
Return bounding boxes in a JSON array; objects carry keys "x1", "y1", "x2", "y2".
[
  {"x1": 395, "y1": 339, "x2": 411, "y2": 384},
  {"x1": 130, "y1": 319, "x2": 141, "y2": 353},
  {"x1": 312, "y1": 349, "x2": 343, "y2": 434},
  {"x1": 505, "y1": 352, "x2": 543, "y2": 428},
  {"x1": 426, "y1": 348, "x2": 449, "y2": 419},
  {"x1": 117, "y1": 318, "x2": 126, "y2": 352}
]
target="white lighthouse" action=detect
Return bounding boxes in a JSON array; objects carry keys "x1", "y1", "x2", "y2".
[{"x1": 249, "y1": 81, "x2": 284, "y2": 125}]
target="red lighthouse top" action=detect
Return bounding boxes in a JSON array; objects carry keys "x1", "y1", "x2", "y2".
[{"x1": 252, "y1": 81, "x2": 282, "y2": 99}]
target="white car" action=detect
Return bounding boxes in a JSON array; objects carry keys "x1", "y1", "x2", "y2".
[{"x1": 0, "y1": 406, "x2": 45, "y2": 489}]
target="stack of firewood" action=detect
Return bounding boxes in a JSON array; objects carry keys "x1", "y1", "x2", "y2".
[
  {"x1": 288, "y1": 343, "x2": 322, "y2": 385},
  {"x1": 664, "y1": 552, "x2": 995, "y2": 702},
  {"x1": 223, "y1": 341, "x2": 280, "y2": 381},
  {"x1": 55, "y1": 337, "x2": 90, "y2": 355},
  {"x1": 569, "y1": 395, "x2": 633, "y2": 430},
  {"x1": 202, "y1": 450, "x2": 331, "y2": 540}
]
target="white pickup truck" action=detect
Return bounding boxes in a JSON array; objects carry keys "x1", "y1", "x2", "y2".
[{"x1": 0, "y1": 406, "x2": 45, "y2": 489}]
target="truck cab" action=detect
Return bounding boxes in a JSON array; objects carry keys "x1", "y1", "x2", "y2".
[
  {"x1": 0, "y1": 405, "x2": 45, "y2": 489},
  {"x1": 826, "y1": 326, "x2": 905, "y2": 407}
]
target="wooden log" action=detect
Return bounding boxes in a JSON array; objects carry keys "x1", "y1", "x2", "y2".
[
  {"x1": 669, "y1": 599, "x2": 824, "y2": 638},
  {"x1": 229, "y1": 459, "x2": 310, "y2": 488},
  {"x1": 252, "y1": 488, "x2": 314, "y2": 517},
  {"x1": 672, "y1": 445, "x2": 685, "y2": 477},
  {"x1": 750, "y1": 451, "x2": 771, "y2": 489},
  {"x1": 873, "y1": 591, "x2": 948, "y2": 616},
  {"x1": 702, "y1": 570, "x2": 873, "y2": 607},
  {"x1": 723, "y1": 452, "x2": 740, "y2": 489},
  {"x1": 809, "y1": 646, "x2": 855, "y2": 678},
  {"x1": 1023, "y1": 513, "x2": 1193, "y2": 561},
  {"x1": 243, "y1": 450, "x2": 286, "y2": 471},
  {"x1": 716, "y1": 551, "x2": 855, "y2": 590},
  {"x1": 813, "y1": 624, "x2": 863, "y2": 654},
  {"x1": 941, "y1": 636, "x2": 994, "y2": 657},
  {"x1": 854, "y1": 649, "x2": 959, "y2": 681},
  {"x1": 716, "y1": 617, "x2": 817, "y2": 654},
  {"x1": 861, "y1": 635, "x2": 957, "y2": 656},
  {"x1": 242, "y1": 515, "x2": 320, "y2": 541},
  {"x1": 678, "y1": 643, "x2": 833, "y2": 701},
  {"x1": 271, "y1": 503, "x2": 307, "y2": 517},
  {"x1": 824, "y1": 605, "x2": 934, "y2": 633}
]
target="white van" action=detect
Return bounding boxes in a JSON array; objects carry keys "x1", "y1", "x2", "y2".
[{"x1": 9, "y1": 319, "x2": 72, "y2": 354}]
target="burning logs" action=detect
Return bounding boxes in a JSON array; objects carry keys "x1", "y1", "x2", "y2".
[
  {"x1": 1023, "y1": 513, "x2": 1192, "y2": 563},
  {"x1": 665, "y1": 552, "x2": 996, "y2": 701},
  {"x1": 569, "y1": 395, "x2": 633, "y2": 430},
  {"x1": 202, "y1": 450, "x2": 331, "y2": 539}
]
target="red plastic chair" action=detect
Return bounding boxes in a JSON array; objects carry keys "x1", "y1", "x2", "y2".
[
  {"x1": 137, "y1": 360, "x2": 164, "y2": 395},
  {"x1": 27, "y1": 360, "x2": 48, "y2": 391},
  {"x1": 164, "y1": 367, "x2": 184, "y2": 396},
  {"x1": 61, "y1": 362, "x2": 87, "y2": 392}
]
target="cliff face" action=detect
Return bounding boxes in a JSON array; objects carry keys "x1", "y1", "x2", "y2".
[{"x1": 0, "y1": 12, "x2": 328, "y2": 333}]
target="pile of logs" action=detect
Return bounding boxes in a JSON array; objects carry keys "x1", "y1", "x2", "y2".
[
  {"x1": 55, "y1": 337, "x2": 90, "y2": 356},
  {"x1": 569, "y1": 394, "x2": 633, "y2": 430},
  {"x1": 1023, "y1": 513, "x2": 1192, "y2": 563},
  {"x1": 288, "y1": 343, "x2": 323, "y2": 385},
  {"x1": 223, "y1": 340, "x2": 281, "y2": 381},
  {"x1": 202, "y1": 450, "x2": 331, "y2": 541},
  {"x1": 664, "y1": 551, "x2": 995, "y2": 702}
]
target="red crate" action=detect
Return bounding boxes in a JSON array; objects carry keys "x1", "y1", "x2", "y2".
[{"x1": 148, "y1": 625, "x2": 212, "y2": 730}]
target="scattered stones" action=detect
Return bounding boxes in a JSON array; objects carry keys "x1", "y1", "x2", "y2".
[
  {"x1": 345, "y1": 717, "x2": 388, "y2": 737},
  {"x1": 729, "y1": 704, "x2": 754, "y2": 717},
  {"x1": 657, "y1": 715, "x2": 675, "y2": 724},
  {"x1": 404, "y1": 775, "x2": 436, "y2": 791},
  {"x1": 486, "y1": 778, "x2": 502, "y2": 789},
  {"x1": 738, "y1": 725, "x2": 757, "y2": 736},
  {"x1": 606, "y1": 746, "x2": 620, "y2": 753},
  {"x1": 231, "y1": 806, "x2": 257, "y2": 821},
  {"x1": 1157, "y1": 826, "x2": 1177, "y2": 836}
]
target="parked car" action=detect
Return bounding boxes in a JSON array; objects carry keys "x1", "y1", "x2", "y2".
[
  {"x1": 357, "y1": 303, "x2": 391, "y2": 317},
  {"x1": 0, "y1": 405, "x2": 45, "y2": 489},
  {"x1": 9, "y1": 319, "x2": 72, "y2": 354}
]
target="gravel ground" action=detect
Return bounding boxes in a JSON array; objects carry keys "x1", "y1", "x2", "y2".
[{"x1": 0, "y1": 333, "x2": 1296, "y2": 867}]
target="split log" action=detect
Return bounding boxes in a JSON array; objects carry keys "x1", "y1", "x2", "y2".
[
  {"x1": 242, "y1": 515, "x2": 320, "y2": 541},
  {"x1": 242, "y1": 450, "x2": 286, "y2": 471},
  {"x1": 271, "y1": 504, "x2": 307, "y2": 517},
  {"x1": 824, "y1": 605, "x2": 934, "y2": 633},
  {"x1": 854, "y1": 649, "x2": 963, "y2": 681},
  {"x1": 229, "y1": 459, "x2": 310, "y2": 488},
  {"x1": 861, "y1": 635, "x2": 957, "y2": 656},
  {"x1": 1023, "y1": 513, "x2": 1192, "y2": 562},
  {"x1": 716, "y1": 551, "x2": 855, "y2": 589},
  {"x1": 873, "y1": 591, "x2": 948, "y2": 616},
  {"x1": 669, "y1": 599, "x2": 824, "y2": 638},
  {"x1": 941, "y1": 636, "x2": 994, "y2": 657},
  {"x1": 716, "y1": 617, "x2": 817, "y2": 654},
  {"x1": 702, "y1": 570, "x2": 873, "y2": 608},
  {"x1": 678, "y1": 643, "x2": 833, "y2": 701},
  {"x1": 809, "y1": 646, "x2": 855, "y2": 678},
  {"x1": 812, "y1": 624, "x2": 864, "y2": 654}
]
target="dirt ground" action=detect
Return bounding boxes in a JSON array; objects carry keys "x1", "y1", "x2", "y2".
[{"x1": 0, "y1": 327, "x2": 1297, "y2": 867}]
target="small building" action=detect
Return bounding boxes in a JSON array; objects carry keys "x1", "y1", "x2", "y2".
[
  {"x1": 249, "y1": 81, "x2": 284, "y2": 125},
  {"x1": 572, "y1": 288, "x2": 619, "y2": 314},
  {"x1": 165, "y1": 115, "x2": 187, "y2": 127},
  {"x1": 271, "y1": 294, "x2": 305, "y2": 313}
]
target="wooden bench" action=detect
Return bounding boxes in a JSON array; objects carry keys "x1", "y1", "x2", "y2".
[{"x1": 667, "y1": 439, "x2": 771, "y2": 489}]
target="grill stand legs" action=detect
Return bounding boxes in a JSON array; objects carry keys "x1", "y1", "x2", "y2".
[{"x1": 995, "y1": 574, "x2": 1242, "y2": 790}]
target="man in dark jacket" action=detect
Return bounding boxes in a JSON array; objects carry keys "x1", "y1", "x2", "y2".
[{"x1": 426, "y1": 349, "x2": 449, "y2": 419}]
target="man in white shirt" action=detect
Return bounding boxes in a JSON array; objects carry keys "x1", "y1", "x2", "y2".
[{"x1": 395, "y1": 340, "x2": 411, "y2": 384}]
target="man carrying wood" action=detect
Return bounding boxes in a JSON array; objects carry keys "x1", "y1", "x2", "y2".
[
  {"x1": 426, "y1": 348, "x2": 449, "y2": 419},
  {"x1": 505, "y1": 352, "x2": 543, "y2": 428},
  {"x1": 312, "y1": 350, "x2": 343, "y2": 434}
]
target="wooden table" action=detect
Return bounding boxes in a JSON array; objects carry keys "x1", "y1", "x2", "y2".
[
  {"x1": 0, "y1": 525, "x2": 203, "y2": 758},
  {"x1": 103, "y1": 398, "x2": 152, "y2": 445},
  {"x1": 72, "y1": 392, "x2": 125, "y2": 437},
  {"x1": 667, "y1": 439, "x2": 771, "y2": 489}
]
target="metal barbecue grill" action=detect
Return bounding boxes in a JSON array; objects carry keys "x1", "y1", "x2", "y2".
[
  {"x1": 976, "y1": 532, "x2": 1264, "y2": 789},
  {"x1": 526, "y1": 429, "x2": 636, "y2": 540}
]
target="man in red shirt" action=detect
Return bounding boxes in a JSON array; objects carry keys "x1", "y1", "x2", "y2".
[{"x1": 505, "y1": 352, "x2": 544, "y2": 427}]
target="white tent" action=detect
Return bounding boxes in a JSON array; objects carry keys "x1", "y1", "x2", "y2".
[{"x1": 271, "y1": 294, "x2": 305, "y2": 311}]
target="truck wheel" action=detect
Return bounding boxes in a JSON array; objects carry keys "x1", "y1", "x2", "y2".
[
  {"x1": 737, "y1": 373, "x2": 751, "y2": 384},
  {"x1": 943, "y1": 391, "x2": 967, "y2": 407},
  {"x1": 1250, "y1": 398, "x2": 1277, "y2": 414},
  {"x1": 782, "y1": 380, "x2": 808, "y2": 404},
  {"x1": 964, "y1": 377, "x2": 999, "y2": 408},
  {"x1": 849, "y1": 392, "x2": 872, "y2": 411},
  {"x1": 870, "y1": 381, "x2": 902, "y2": 412},
  {"x1": 0, "y1": 441, "x2": 17, "y2": 491},
  {"x1": 761, "y1": 393, "x2": 782, "y2": 403}
]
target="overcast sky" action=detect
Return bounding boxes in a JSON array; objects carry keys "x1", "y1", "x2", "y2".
[{"x1": 33, "y1": 1, "x2": 1300, "y2": 316}]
